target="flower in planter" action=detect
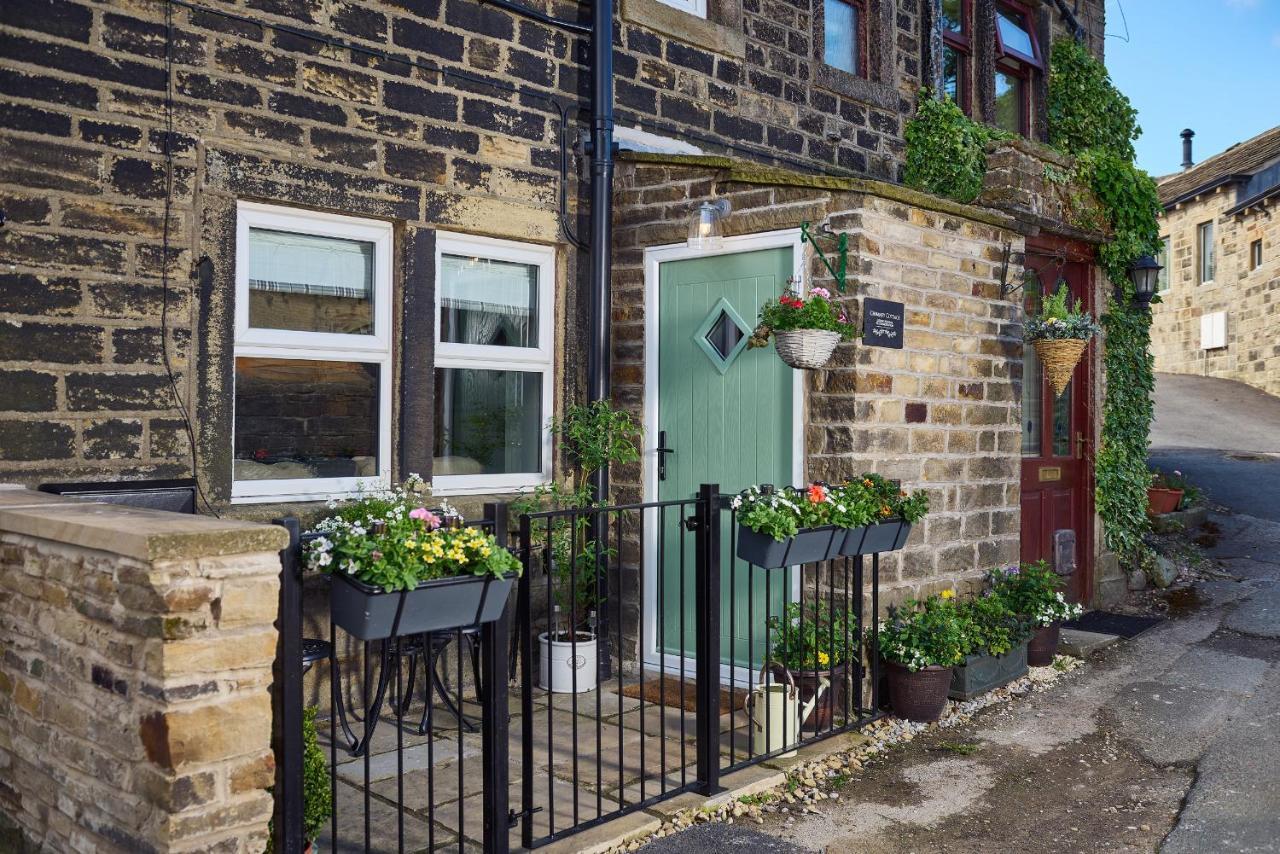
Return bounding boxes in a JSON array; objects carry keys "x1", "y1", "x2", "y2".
[
  {"x1": 747, "y1": 286, "x2": 859, "y2": 348},
  {"x1": 874, "y1": 594, "x2": 968, "y2": 672},
  {"x1": 767, "y1": 601, "x2": 856, "y2": 670},
  {"x1": 1023, "y1": 283, "x2": 1101, "y2": 342},
  {"x1": 985, "y1": 561, "x2": 1082, "y2": 629}
]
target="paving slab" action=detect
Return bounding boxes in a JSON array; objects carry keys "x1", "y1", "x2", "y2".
[
  {"x1": 1058, "y1": 628, "x2": 1120, "y2": 658},
  {"x1": 640, "y1": 823, "x2": 813, "y2": 853},
  {"x1": 1224, "y1": 586, "x2": 1280, "y2": 638},
  {"x1": 1150, "y1": 645, "x2": 1271, "y2": 694},
  {"x1": 1106, "y1": 680, "x2": 1248, "y2": 766}
]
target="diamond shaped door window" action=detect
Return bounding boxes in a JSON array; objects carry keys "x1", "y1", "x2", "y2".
[{"x1": 693, "y1": 297, "x2": 752, "y2": 374}]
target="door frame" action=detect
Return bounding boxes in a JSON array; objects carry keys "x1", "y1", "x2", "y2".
[
  {"x1": 1022, "y1": 233, "x2": 1097, "y2": 602},
  {"x1": 640, "y1": 228, "x2": 807, "y2": 682}
]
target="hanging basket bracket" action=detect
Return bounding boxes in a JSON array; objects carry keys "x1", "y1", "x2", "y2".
[{"x1": 800, "y1": 221, "x2": 848, "y2": 292}]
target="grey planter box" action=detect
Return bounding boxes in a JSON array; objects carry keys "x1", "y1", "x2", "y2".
[
  {"x1": 840, "y1": 520, "x2": 911, "y2": 556},
  {"x1": 330, "y1": 572, "x2": 516, "y2": 641},
  {"x1": 948, "y1": 641, "x2": 1028, "y2": 700},
  {"x1": 736, "y1": 525, "x2": 841, "y2": 568}
]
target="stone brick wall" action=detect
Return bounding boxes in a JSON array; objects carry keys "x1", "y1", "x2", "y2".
[
  {"x1": 0, "y1": 488, "x2": 286, "y2": 852},
  {"x1": 1151, "y1": 192, "x2": 1280, "y2": 396},
  {"x1": 611, "y1": 153, "x2": 1034, "y2": 619}
]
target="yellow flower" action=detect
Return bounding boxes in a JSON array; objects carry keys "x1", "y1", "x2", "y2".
[
  {"x1": 817, "y1": 651, "x2": 830, "y2": 666},
  {"x1": 940, "y1": 589, "x2": 955, "y2": 600}
]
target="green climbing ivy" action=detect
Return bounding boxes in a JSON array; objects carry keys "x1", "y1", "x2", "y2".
[
  {"x1": 903, "y1": 92, "x2": 1010, "y2": 203},
  {"x1": 1047, "y1": 39, "x2": 1141, "y2": 163}
]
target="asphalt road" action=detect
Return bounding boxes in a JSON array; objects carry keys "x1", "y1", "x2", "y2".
[{"x1": 1151, "y1": 372, "x2": 1280, "y2": 520}]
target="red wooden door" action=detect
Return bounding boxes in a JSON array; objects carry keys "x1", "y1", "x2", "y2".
[{"x1": 1019, "y1": 237, "x2": 1095, "y2": 603}]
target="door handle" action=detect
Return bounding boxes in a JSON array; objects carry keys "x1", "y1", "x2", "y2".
[
  {"x1": 1075, "y1": 431, "x2": 1089, "y2": 460},
  {"x1": 656, "y1": 430, "x2": 675, "y2": 481}
]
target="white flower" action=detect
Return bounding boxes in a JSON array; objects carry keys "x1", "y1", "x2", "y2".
[{"x1": 317, "y1": 552, "x2": 332, "y2": 567}]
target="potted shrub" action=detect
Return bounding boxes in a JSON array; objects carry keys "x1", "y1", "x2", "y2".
[
  {"x1": 1023, "y1": 283, "x2": 1101, "y2": 397},
  {"x1": 733, "y1": 483, "x2": 844, "y2": 568},
  {"x1": 986, "y1": 562, "x2": 1084, "y2": 667},
  {"x1": 266, "y1": 706, "x2": 333, "y2": 853},
  {"x1": 766, "y1": 601, "x2": 857, "y2": 731},
  {"x1": 874, "y1": 592, "x2": 968, "y2": 722},
  {"x1": 514, "y1": 400, "x2": 641, "y2": 693},
  {"x1": 833, "y1": 474, "x2": 930, "y2": 556},
  {"x1": 950, "y1": 594, "x2": 1031, "y2": 700},
  {"x1": 748, "y1": 285, "x2": 859, "y2": 369},
  {"x1": 1148, "y1": 467, "x2": 1191, "y2": 515},
  {"x1": 308, "y1": 478, "x2": 521, "y2": 641}
]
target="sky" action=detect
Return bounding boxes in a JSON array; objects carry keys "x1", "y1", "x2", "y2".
[{"x1": 1102, "y1": 0, "x2": 1280, "y2": 177}]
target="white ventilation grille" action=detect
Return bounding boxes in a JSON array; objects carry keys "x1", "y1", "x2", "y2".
[{"x1": 1200, "y1": 311, "x2": 1227, "y2": 350}]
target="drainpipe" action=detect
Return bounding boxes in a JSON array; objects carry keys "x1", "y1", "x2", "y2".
[{"x1": 587, "y1": 0, "x2": 615, "y2": 504}]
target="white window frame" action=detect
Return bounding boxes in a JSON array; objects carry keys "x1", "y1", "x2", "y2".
[
  {"x1": 1197, "y1": 220, "x2": 1215, "y2": 284},
  {"x1": 432, "y1": 231, "x2": 556, "y2": 496},
  {"x1": 654, "y1": 0, "x2": 707, "y2": 19},
  {"x1": 231, "y1": 201, "x2": 394, "y2": 504},
  {"x1": 1157, "y1": 236, "x2": 1171, "y2": 293}
]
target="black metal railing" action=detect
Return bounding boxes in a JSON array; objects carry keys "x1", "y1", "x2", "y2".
[
  {"x1": 275, "y1": 505, "x2": 512, "y2": 854},
  {"x1": 513, "y1": 484, "x2": 885, "y2": 849}
]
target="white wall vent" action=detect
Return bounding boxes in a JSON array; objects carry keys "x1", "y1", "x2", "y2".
[{"x1": 1200, "y1": 311, "x2": 1227, "y2": 350}]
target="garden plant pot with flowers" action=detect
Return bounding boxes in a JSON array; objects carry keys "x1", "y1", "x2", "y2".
[
  {"x1": 875, "y1": 592, "x2": 967, "y2": 722},
  {"x1": 748, "y1": 285, "x2": 859, "y2": 370},
  {"x1": 307, "y1": 477, "x2": 522, "y2": 641},
  {"x1": 767, "y1": 601, "x2": 857, "y2": 731},
  {"x1": 1148, "y1": 467, "x2": 1192, "y2": 515},
  {"x1": 732, "y1": 477, "x2": 929, "y2": 569},
  {"x1": 1024, "y1": 283, "x2": 1101, "y2": 397},
  {"x1": 949, "y1": 592, "x2": 1031, "y2": 701},
  {"x1": 987, "y1": 561, "x2": 1083, "y2": 667}
]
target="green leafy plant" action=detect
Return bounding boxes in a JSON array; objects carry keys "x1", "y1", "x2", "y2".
[
  {"x1": 904, "y1": 91, "x2": 1011, "y2": 203},
  {"x1": 874, "y1": 593, "x2": 968, "y2": 672},
  {"x1": 1024, "y1": 282, "x2": 1102, "y2": 341},
  {"x1": 767, "y1": 601, "x2": 857, "y2": 670},
  {"x1": 734, "y1": 477, "x2": 930, "y2": 542},
  {"x1": 957, "y1": 594, "x2": 1030, "y2": 658},
  {"x1": 307, "y1": 478, "x2": 520, "y2": 590},
  {"x1": 1047, "y1": 39, "x2": 1140, "y2": 162},
  {"x1": 1150, "y1": 467, "x2": 1202, "y2": 510},
  {"x1": 749, "y1": 285, "x2": 858, "y2": 347},
  {"x1": 302, "y1": 706, "x2": 332, "y2": 844},
  {"x1": 986, "y1": 562, "x2": 1083, "y2": 629}
]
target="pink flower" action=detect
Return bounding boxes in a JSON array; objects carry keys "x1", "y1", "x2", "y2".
[
  {"x1": 811, "y1": 286, "x2": 831, "y2": 299},
  {"x1": 838, "y1": 311, "x2": 848, "y2": 323},
  {"x1": 410, "y1": 507, "x2": 442, "y2": 529}
]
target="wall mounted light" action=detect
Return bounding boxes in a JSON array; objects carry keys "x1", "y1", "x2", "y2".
[
  {"x1": 687, "y1": 200, "x2": 731, "y2": 251},
  {"x1": 1127, "y1": 254, "x2": 1162, "y2": 311}
]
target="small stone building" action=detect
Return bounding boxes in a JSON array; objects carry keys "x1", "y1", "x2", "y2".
[{"x1": 1150, "y1": 126, "x2": 1280, "y2": 397}]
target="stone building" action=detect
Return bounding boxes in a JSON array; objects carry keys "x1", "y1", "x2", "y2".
[{"x1": 1150, "y1": 126, "x2": 1280, "y2": 397}]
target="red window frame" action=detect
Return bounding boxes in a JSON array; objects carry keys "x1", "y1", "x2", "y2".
[
  {"x1": 992, "y1": 0, "x2": 1041, "y2": 136},
  {"x1": 941, "y1": 0, "x2": 971, "y2": 113},
  {"x1": 824, "y1": 0, "x2": 869, "y2": 78},
  {"x1": 993, "y1": 59, "x2": 1031, "y2": 136}
]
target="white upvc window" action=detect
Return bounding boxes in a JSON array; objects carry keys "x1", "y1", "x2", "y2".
[
  {"x1": 654, "y1": 0, "x2": 707, "y2": 18},
  {"x1": 432, "y1": 231, "x2": 555, "y2": 495},
  {"x1": 231, "y1": 202, "x2": 393, "y2": 503}
]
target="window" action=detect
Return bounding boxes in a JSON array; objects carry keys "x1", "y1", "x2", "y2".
[
  {"x1": 433, "y1": 232, "x2": 555, "y2": 494},
  {"x1": 1198, "y1": 221, "x2": 1215, "y2": 283},
  {"x1": 992, "y1": 2, "x2": 1042, "y2": 135},
  {"x1": 823, "y1": 0, "x2": 866, "y2": 76},
  {"x1": 1157, "y1": 237, "x2": 1170, "y2": 293},
  {"x1": 232, "y1": 203, "x2": 393, "y2": 503},
  {"x1": 941, "y1": 0, "x2": 970, "y2": 113},
  {"x1": 1251, "y1": 239, "x2": 1263, "y2": 270},
  {"x1": 653, "y1": 0, "x2": 706, "y2": 18}
]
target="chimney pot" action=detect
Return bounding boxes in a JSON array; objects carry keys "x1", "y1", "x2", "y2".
[{"x1": 1181, "y1": 128, "x2": 1195, "y2": 170}]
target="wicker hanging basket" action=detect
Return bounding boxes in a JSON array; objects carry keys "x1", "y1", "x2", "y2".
[
  {"x1": 773, "y1": 329, "x2": 840, "y2": 370},
  {"x1": 1033, "y1": 338, "x2": 1088, "y2": 397}
]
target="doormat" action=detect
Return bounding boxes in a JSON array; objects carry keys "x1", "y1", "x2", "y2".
[
  {"x1": 1062, "y1": 611, "x2": 1163, "y2": 638},
  {"x1": 620, "y1": 676, "x2": 748, "y2": 716}
]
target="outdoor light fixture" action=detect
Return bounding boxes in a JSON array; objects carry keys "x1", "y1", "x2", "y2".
[
  {"x1": 687, "y1": 200, "x2": 731, "y2": 251},
  {"x1": 1127, "y1": 254, "x2": 1163, "y2": 310}
]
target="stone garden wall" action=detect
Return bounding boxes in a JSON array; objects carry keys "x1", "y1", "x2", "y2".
[{"x1": 0, "y1": 488, "x2": 286, "y2": 853}]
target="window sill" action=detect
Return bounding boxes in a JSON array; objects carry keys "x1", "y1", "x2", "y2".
[
  {"x1": 814, "y1": 63, "x2": 898, "y2": 111},
  {"x1": 622, "y1": 0, "x2": 745, "y2": 58}
]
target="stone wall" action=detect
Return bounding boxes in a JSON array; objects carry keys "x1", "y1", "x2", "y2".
[
  {"x1": 1151, "y1": 192, "x2": 1280, "y2": 396},
  {"x1": 611, "y1": 153, "x2": 1031, "y2": 617},
  {"x1": 0, "y1": 488, "x2": 286, "y2": 853}
]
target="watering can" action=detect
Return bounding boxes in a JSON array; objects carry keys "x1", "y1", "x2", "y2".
[{"x1": 744, "y1": 664, "x2": 829, "y2": 758}]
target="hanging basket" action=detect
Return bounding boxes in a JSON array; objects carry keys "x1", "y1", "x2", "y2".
[
  {"x1": 1032, "y1": 338, "x2": 1088, "y2": 397},
  {"x1": 773, "y1": 329, "x2": 840, "y2": 370}
]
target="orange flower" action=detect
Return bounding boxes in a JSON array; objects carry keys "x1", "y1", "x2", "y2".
[
  {"x1": 879, "y1": 504, "x2": 892, "y2": 517},
  {"x1": 862, "y1": 478, "x2": 873, "y2": 487},
  {"x1": 807, "y1": 484, "x2": 827, "y2": 504}
]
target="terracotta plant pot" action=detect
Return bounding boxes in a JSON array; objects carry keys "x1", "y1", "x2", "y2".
[
  {"x1": 1147, "y1": 487, "x2": 1184, "y2": 515},
  {"x1": 885, "y1": 661, "x2": 952, "y2": 722},
  {"x1": 1027, "y1": 622, "x2": 1061, "y2": 666}
]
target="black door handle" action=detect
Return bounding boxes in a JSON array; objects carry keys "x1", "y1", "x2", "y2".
[{"x1": 656, "y1": 430, "x2": 675, "y2": 481}]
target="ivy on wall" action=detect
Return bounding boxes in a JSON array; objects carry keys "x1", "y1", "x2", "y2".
[{"x1": 902, "y1": 39, "x2": 1164, "y2": 566}]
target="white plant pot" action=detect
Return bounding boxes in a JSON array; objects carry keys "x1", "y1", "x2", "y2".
[{"x1": 539, "y1": 631, "x2": 598, "y2": 693}]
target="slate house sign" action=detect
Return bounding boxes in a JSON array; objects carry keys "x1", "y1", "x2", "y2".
[{"x1": 862, "y1": 297, "x2": 904, "y2": 349}]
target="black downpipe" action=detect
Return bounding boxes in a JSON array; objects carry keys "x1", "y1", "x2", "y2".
[{"x1": 587, "y1": 0, "x2": 614, "y2": 500}]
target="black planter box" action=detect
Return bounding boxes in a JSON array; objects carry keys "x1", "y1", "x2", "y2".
[
  {"x1": 948, "y1": 641, "x2": 1029, "y2": 700},
  {"x1": 735, "y1": 525, "x2": 841, "y2": 569},
  {"x1": 840, "y1": 520, "x2": 911, "y2": 556},
  {"x1": 330, "y1": 572, "x2": 516, "y2": 641}
]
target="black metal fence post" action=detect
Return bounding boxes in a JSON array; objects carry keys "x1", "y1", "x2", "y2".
[
  {"x1": 694, "y1": 483, "x2": 723, "y2": 795},
  {"x1": 273, "y1": 517, "x2": 304, "y2": 854},
  {"x1": 517, "y1": 510, "x2": 535, "y2": 850},
  {"x1": 482, "y1": 502, "x2": 512, "y2": 854}
]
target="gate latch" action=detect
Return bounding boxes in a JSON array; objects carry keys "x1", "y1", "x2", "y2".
[
  {"x1": 683, "y1": 516, "x2": 701, "y2": 532},
  {"x1": 508, "y1": 806, "x2": 543, "y2": 828}
]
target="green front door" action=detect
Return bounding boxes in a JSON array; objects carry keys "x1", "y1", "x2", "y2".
[{"x1": 656, "y1": 247, "x2": 794, "y2": 671}]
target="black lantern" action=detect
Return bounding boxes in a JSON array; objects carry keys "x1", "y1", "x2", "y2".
[{"x1": 1127, "y1": 254, "x2": 1162, "y2": 310}]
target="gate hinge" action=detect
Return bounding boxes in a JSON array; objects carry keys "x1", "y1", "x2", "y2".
[
  {"x1": 683, "y1": 517, "x2": 701, "y2": 532},
  {"x1": 508, "y1": 806, "x2": 543, "y2": 828}
]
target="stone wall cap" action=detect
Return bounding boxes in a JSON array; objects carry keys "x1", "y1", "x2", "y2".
[
  {"x1": 0, "y1": 486, "x2": 102, "y2": 511},
  {"x1": 0, "y1": 500, "x2": 289, "y2": 561}
]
